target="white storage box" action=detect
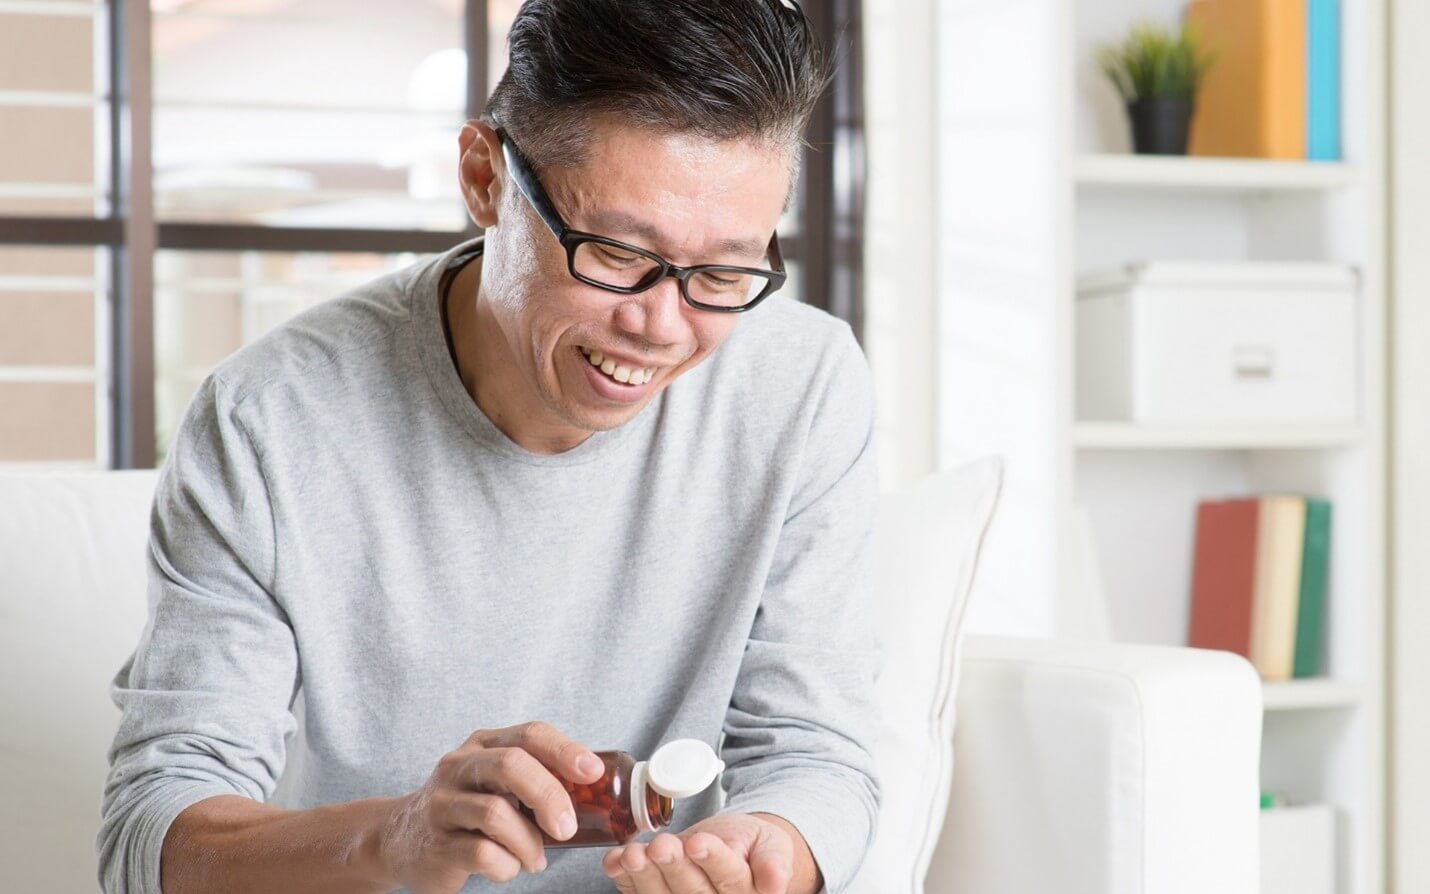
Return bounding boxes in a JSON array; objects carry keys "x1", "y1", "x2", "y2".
[
  {"x1": 1260, "y1": 804, "x2": 1337, "y2": 894},
  {"x1": 1076, "y1": 262, "x2": 1359, "y2": 424}
]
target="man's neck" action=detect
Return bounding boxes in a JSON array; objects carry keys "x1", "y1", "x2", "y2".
[{"x1": 442, "y1": 259, "x2": 593, "y2": 455}]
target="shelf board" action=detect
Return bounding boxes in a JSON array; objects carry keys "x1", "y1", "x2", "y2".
[
  {"x1": 1073, "y1": 422, "x2": 1364, "y2": 451},
  {"x1": 1263, "y1": 679, "x2": 1364, "y2": 711},
  {"x1": 1074, "y1": 154, "x2": 1359, "y2": 192}
]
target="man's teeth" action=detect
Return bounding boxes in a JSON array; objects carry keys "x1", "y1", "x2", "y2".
[{"x1": 581, "y1": 347, "x2": 654, "y2": 386}]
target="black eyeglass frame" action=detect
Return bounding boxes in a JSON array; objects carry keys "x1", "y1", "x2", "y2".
[{"x1": 496, "y1": 128, "x2": 787, "y2": 314}]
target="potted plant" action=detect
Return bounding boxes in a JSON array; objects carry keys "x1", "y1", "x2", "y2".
[{"x1": 1097, "y1": 22, "x2": 1217, "y2": 155}]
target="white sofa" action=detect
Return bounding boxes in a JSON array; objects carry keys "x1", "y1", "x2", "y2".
[{"x1": 0, "y1": 471, "x2": 1262, "y2": 892}]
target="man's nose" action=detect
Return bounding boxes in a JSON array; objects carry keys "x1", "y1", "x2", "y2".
[{"x1": 614, "y1": 275, "x2": 689, "y2": 346}]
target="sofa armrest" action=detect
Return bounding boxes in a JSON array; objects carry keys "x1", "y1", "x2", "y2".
[{"x1": 924, "y1": 635, "x2": 1262, "y2": 894}]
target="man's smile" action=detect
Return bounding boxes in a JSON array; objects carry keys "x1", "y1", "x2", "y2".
[{"x1": 579, "y1": 345, "x2": 663, "y2": 387}]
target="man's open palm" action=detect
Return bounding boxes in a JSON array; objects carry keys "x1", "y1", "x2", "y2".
[{"x1": 601, "y1": 812, "x2": 795, "y2": 894}]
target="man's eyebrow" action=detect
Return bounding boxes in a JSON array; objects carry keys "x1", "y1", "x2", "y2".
[{"x1": 584, "y1": 209, "x2": 769, "y2": 261}]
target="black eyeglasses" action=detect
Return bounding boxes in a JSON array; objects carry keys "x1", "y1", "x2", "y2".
[{"x1": 497, "y1": 128, "x2": 787, "y2": 313}]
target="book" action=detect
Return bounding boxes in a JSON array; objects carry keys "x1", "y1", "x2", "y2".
[
  {"x1": 1294, "y1": 499, "x2": 1332, "y2": 677},
  {"x1": 1187, "y1": 0, "x2": 1308, "y2": 159},
  {"x1": 1307, "y1": 0, "x2": 1343, "y2": 161},
  {"x1": 1251, "y1": 496, "x2": 1308, "y2": 680},
  {"x1": 1189, "y1": 499, "x2": 1260, "y2": 658}
]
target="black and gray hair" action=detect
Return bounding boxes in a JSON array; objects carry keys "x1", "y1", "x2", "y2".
[{"x1": 482, "y1": 0, "x2": 830, "y2": 170}]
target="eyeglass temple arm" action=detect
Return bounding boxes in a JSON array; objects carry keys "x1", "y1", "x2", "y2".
[
  {"x1": 767, "y1": 232, "x2": 786, "y2": 275},
  {"x1": 497, "y1": 130, "x2": 568, "y2": 239}
]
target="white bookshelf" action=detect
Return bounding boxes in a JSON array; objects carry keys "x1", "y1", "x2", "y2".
[
  {"x1": 1075, "y1": 153, "x2": 1362, "y2": 191},
  {"x1": 1264, "y1": 679, "x2": 1366, "y2": 712},
  {"x1": 934, "y1": 2, "x2": 1386, "y2": 893},
  {"x1": 1073, "y1": 422, "x2": 1366, "y2": 451}
]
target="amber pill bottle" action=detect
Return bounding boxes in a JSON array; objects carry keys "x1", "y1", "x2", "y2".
[{"x1": 521, "y1": 738, "x2": 724, "y2": 849}]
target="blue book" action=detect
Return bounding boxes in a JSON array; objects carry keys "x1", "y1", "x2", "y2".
[{"x1": 1307, "y1": 0, "x2": 1342, "y2": 161}]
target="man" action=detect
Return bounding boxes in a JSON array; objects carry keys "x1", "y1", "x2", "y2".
[{"x1": 99, "y1": 1, "x2": 881, "y2": 892}]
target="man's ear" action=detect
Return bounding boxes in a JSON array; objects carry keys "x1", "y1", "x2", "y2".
[{"x1": 458, "y1": 120, "x2": 503, "y2": 229}]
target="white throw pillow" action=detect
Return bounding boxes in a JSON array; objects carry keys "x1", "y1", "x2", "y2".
[{"x1": 845, "y1": 457, "x2": 1003, "y2": 894}]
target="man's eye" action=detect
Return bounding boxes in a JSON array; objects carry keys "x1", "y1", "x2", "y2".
[
  {"x1": 597, "y1": 246, "x2": 643, "y2": 265},
  {"x1": 698, "y1": 271, "x2": 744, "y2": 290}
]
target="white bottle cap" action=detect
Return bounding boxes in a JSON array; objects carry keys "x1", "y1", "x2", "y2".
[{"x1": 645, "y1": 738, "x2": 725, "y2": 800}]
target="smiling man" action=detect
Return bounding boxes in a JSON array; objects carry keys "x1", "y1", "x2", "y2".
[{"x1": 99, "y1": 2, "x2": 881, "y2": 893}]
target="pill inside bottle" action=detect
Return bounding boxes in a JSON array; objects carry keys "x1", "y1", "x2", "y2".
[{"x1": 520, "y1": 738, "x2": 724, "y2": 849}]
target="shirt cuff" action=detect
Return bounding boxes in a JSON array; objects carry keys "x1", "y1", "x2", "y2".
[
  {"x1": 101, "y1": 782, "x2": 235, "y2": 894},
  {"x1": 720, "y1": 782, "x2": 875, "y2": 894}
]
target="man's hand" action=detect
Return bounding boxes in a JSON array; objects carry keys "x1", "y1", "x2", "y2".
[
  {"x1": 375, "y1": 721, "x2": 606, "y2": 894},
  {"x1": 600, "y1": 812, "x2": 821, "y2": 894}
]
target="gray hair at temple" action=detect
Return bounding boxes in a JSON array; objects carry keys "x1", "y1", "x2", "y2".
[{"x1": 482, "y1": 0, "x2": 830, "y2": 175}]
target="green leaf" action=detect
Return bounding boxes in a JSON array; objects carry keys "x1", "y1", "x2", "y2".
[{"x1": 1096, "y1": 20, "x2": 1219, "y2": 101}]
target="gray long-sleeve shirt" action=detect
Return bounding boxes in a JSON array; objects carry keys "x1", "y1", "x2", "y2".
[{"x1": 99, "y1": 238, "x2": 881, "y2": 893}]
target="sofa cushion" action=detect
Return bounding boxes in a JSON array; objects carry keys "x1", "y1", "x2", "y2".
[
  {"x1": 845, "y1": 457, "x2": 1003, "y2": 894},
  {"x1": 0, "y1": 471, "x2": 159, "y2": 890},
  {"x1": 926, "y1": 636, "x2": 1263, "y2": 894}
]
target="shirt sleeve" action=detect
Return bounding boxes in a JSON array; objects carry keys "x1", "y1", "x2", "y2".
[
  {"x1": 98, "y1": 374, "x2": 299, "y2": 894},
  {"x1": 718, "y1": 326, "x2": 883, "y2": 894}
]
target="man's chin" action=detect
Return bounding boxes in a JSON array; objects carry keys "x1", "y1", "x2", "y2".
[{"x1": 560, "y1": 400, "x2": 647, "y2": 434}]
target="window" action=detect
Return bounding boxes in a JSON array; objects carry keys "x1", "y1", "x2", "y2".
[
  {"x1": 0, "y1": 1, "x2": 112, "y2": 466},
  {"x1": 151, "y1": 0, "x2": 468, "y2": 231},
  {"x1": 0, "y1": 0, "x2": 863, "y2": 469},
  {"x1": 0, "y1": 3, "x2": 110, "y2": 219},
  {"x1": 0, "y1": 245, "x2": 110, "y2": 464}
]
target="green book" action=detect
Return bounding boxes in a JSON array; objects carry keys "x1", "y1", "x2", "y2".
[{"x1": 1293, "y1": 499, "x2": 1332, "y2": 678}]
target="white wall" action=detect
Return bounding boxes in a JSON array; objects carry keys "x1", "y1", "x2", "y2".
[
  {"x1": 862, "y1": 0, "x2": 937, "y2": 490},
  {"x1": 1390, "y1": 0, "x2": 1430, "y2": 889}
]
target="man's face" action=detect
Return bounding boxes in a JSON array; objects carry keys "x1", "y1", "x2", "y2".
[{"x1": 477, "y1": 121, "x2": 792, "y2": 439}]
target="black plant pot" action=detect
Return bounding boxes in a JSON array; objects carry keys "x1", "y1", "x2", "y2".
[{"x1": 1127, "y1": 97, "x2": 1193, "y2": 155}]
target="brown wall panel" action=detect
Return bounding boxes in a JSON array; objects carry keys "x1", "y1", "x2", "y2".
[
  {"x1": 0, "y1": 246, "x2": 97, "y2": 277},
  {"x1": 0, "y1": 292, "x2": 94, "y2": 366},
  {"x1": 0, "y1": 14, "x2": 94, "y2": 92},
  {"x1": 0, "y1": 382, "x2": 95, "y2": 461},
  {"x1": 0, "y1": 107, "x2": 95, "y2": 184}
]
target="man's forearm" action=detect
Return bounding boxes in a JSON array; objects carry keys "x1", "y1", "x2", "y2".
[
  {"x1": 161, "y1": 794, "x2": 396, "y2": 894},
  {"x1": 162, "y1": 798, "x2": 824, "y2": 894},
  {"x1": 752, "y1": 812, "x2": 823, "y2": 894}
]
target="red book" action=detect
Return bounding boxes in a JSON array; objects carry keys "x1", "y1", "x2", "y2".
[{"x1": 1188, "y1": 499, "x2": 1260, "y2": 657}]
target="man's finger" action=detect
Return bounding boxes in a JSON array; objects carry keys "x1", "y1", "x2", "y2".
[
  {"x1": 439, "y1": 791, "x2": 547, "y2": 874},
  {"x1": 611, "y1": 868, "x2": 640, "y2": 894},
  {"x1": 647, "y1": 832, "x2": 717, "y2": 893},
  {"x1": 478, "y1": 720, "x2": 606, "y2": 784},
  {"x1": 616, "y1": 841, "x2": 675, "y2": 894},
  {"x1": 461, "y1": 746, "x2": 576, "y2": 841},
  {"x1": 602, "y1": 846, "x2": 628, "y2": 877},
  {"x1": 603, "y1": 846, "x2": 642, "y2": 893},
  {"x1": 445, "y1": 831, "x2": 524, "y2": 884},
  {"x1": 685, "y1": 832, "x2": 752, "y2": 891}
]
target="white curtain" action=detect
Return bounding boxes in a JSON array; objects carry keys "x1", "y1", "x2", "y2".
[{"x1": 861, "y1": 0, "x2": 938, "y2": 490}]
